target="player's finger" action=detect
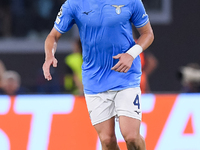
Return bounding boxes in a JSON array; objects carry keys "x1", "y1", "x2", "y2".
[
  {"x1": 115, "y1": 64, "x2": 125, "y2": 72},
  {"x1": 43, "y1": 64, "x2": 52, "y2": 80},
  {"x1": 44, "y1": 70, "x2": 52, "y2": 80},
  {"x1": 111, "y1": 62, "x2": 121, "y2": 70},
  {"x1": 43, "y1": 66, "x2": 49, "y2": 76},
  {"x1": 53, "y1": 59, "x2": 58, "y2": 67},
  {"x1": 46, "y1": 75, "x2": 52, "y2": 81},
  {"x1": 44, "y1": 70, "x2": 51, "y2": 80},
  {"x1": 113, "y1": 54, "x2": 122, "y2": 59},
  {"x1": 119, "y1": 66, "x2": 127, "y2": 73},
  {"x1": 124, "y1": 68, "x2": 130, "y2": 73}
]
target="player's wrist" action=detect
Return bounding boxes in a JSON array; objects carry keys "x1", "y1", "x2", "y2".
[
  {"x1": 126, "y1": 44, "x2": 143, "y2": 59},
  {"x1": 45, "y1": 55, "x2": 55, "y2": 61}
]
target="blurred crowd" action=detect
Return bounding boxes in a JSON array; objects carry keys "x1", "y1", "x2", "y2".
[
  {"x1": 0, "y1": 0, "x2": 65, "y2": 37},
  {"x1": 0, "y1": 38, "x2": 84, "y2": 96},
  {"x1": 0, "y1": 0, "x2": 159, "y2": 38},
  {"x1": 0, "y1": 60, "x2": 22, "y2": 95},
  {"x1": 177, "y1": 63, "x2": 200, "y2": 93},
  {"x1": 35, "y1": 38, "x2": 83, "y2": 95}
]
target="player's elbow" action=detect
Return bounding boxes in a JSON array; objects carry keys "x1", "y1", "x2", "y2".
[
  {"x1": 147, "y1": 29, "x2": 154, "y2": 46},
  {"x1": 142, "y1": 27, "x2": 154, "y2": 46}
]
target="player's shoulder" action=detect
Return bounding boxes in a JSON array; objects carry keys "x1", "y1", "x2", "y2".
[
  {"x1": 124, "y1": 0, "x2": 137, "y2": 8},
  {"x1": 61, "y1": 0, "x2": 80, "y2": 13},
  {"x1": 62, "y1": 0, "x2": 81, "y2": 7},
  {"x1": 129, "y1": 0, "x2": 144, "y2": 6},
  {"x1": 126, "y1": 0, "x2": 137, "y2": 4}
]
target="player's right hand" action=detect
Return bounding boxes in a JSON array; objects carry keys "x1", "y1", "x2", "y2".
[
  {"x1": 111, "y1": 53, "x2": 134, "y2": 73},
  {"x1": 42, "y1": 57, "x2": 58, "y2": 81}
]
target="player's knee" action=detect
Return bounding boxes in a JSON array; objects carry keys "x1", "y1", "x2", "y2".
[
  {"x1": 124, "y1": 134, "x2": 140, "y2": 149},
  {"x1": 100, "y1": 135, "x2": 117, "y2": 148}
]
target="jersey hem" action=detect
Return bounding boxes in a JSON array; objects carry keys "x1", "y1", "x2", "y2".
[
  {"x1": 117, "y1": 114, "x2": 141, "y2": 121},
  {"x1": 84, "y1": 85, "x2": 140, "y2": 95}
]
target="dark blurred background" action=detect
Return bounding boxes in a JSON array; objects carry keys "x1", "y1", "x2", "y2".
[{"x1": 0, "y1": 0, "x2": 200, "y2": 94}]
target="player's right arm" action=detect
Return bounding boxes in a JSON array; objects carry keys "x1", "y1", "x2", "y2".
[
  {"x1": 43, "y1": 0, "x2": 75, "y2": 80},
  {"x1": 42, "y1": 28, "x2": 62, "y2": 81}
]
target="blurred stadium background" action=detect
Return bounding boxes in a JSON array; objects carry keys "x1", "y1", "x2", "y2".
[
  {"x1": 0, "y1": 0, "x2": 199, "y2": 93},
  {"x1": 0, "y1": 0, "x2": 200, "y2": 93},
  {"x1": 0, "y1": 0, "x2": 200, "y2": 149}
]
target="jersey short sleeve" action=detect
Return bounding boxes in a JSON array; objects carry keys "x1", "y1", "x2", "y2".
[
  {"x1": 131, "y1": 0, "x2": 149, "y2": 28},
  {"x1": 54, "y1": 0, "x2": 75, "y2": 33}
]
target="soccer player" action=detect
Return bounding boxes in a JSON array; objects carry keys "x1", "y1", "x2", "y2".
[{"x1": 43, "y1": 0, "x2": 154, "y2": 149}]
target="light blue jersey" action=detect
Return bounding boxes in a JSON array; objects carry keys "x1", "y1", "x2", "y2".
[{"x1": 54, "y1": 0, "x2": 149, "y2": 94}]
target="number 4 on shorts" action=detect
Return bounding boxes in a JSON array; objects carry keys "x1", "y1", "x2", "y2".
[{"x1": 133, "y1": 94, "x2": 140, "y2": 109}]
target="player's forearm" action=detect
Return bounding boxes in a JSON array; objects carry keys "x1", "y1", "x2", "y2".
[
  {"x1": 136, "y1": 22, "x2": 154, "y2": 51},
  {"x1": 126, "y1": 29, "x2": 154, "y2": 59},
  {"x1": 44, "y1": 35, "x2": 58, "y2": 60},
  {"x1": 136, "y1": 31, "x2": 154, "y2": 51}
]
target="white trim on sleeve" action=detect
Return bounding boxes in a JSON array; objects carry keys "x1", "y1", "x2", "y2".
[
  {"x1": 135, "y1": 19, "x2": 149, "y2": 28},
  {"x1": 54, "y1": 25, "x2": 66, "y2": 34}
]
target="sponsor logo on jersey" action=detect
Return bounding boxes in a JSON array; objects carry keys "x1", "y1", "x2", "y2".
[
  {"x1": 111, "y1": 5, "x2": 125, "y2": 14},
  {"x1": 82, "y1": 10, "x2": 92, "y2": 15},
  {"x1": 142, "y1": 13, "x2": 147, "y2": 18},
  {"x1": 134, "y1": 110, "x2": 141, "y2": 115}
]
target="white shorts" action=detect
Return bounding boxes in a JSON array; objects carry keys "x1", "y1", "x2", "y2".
[{"x1": 85, "y1": 87, "x2": 142, "y2": 125}]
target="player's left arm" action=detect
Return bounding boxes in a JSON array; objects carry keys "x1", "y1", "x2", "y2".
[
  {"x1": 136, "y1": 21, "x2": 154, "y2": 51},
  {"x1": 112, "y1": 22, "x2": 154, "y2": 73}
]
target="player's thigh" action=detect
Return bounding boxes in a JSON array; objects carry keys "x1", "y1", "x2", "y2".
[
  {"x1": 119, "y1": 116, "x2": 141, "y2": 139},
  {"x1": 94, "y1": 116, "x2": 116, "y2": 140}
]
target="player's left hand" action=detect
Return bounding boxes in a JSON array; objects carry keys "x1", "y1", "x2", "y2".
[{"x1": 111, "y1": 53, "x2": 134, "y2": 73}]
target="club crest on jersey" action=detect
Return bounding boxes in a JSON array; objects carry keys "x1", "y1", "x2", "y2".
[{"x1": 112, "y1": 5, "x2": 125, "y2": 14}]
